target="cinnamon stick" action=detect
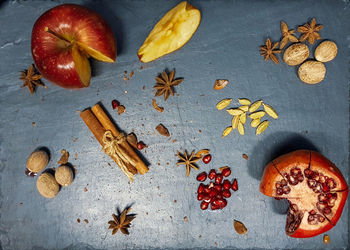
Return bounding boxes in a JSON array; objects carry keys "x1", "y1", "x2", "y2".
[
  {"x1": 91, "y1": 104, "x2": 149, "y2": 175},
  {"x1": 80, "y1": 109, "x2": 138, "y2": 175}
]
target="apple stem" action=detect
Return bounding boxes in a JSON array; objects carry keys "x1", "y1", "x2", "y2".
[{"x1": 44, "y1": 27, "x2": 71, "y2": 43}]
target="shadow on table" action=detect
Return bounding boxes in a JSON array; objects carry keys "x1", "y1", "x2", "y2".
[{"x1": 248, "y1": 131, "x2": 319, "y2": 214}]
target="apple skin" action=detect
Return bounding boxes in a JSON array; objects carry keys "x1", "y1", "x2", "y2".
[{"x1": 31, "y1": 4, "x2": 116, "y2": 89}]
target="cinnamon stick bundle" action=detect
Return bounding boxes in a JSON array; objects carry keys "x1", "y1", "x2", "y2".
[{"x1": 80, "y1": 104, "x2": 148, "y2": 180}]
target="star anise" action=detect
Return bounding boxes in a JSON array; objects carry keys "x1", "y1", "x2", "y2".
[
  {"x1": 20, "y1": 64, "x2": 46, "y2": 94},
  {"x1": 259, "y1": 38, "x2": 282, "y2": 64},
  {"x1": 153, "y1": 69, "x2": 183, "y2": 101},
  {"x1": 280, "y1": 21, "x2": 298, "y2": 49},
  {"x1": 176, "y1": 150, "x2": 200, "y2": 177},
  {"x1": 298, "y1": 18, "x2": 323, "y2": 44},
  {"x1": 108, "y1": 207, "x2": 135, "y2": 235}
]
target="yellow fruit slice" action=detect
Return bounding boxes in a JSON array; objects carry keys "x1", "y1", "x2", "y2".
[
  {"x1": 72, "y1": 44, "x2": 91, "y2": 87},
  {"x1": 138, "y1": 1, "x2": 201, "y2": 62}
]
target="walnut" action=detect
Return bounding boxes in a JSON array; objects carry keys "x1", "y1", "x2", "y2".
[
  {"x1": 26, "y1": 150, "x2": 49, "y2": 173},
  {"x1": 55, "y1": 165, "x2": 73, "y2": 186},
  {"x1": 36, "y1": 172, "x2": 60, "y2": 198}
]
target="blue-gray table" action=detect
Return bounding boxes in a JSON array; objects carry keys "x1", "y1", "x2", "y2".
[{"x1": 0, "y1": 0, "x2": 349, "y2": 249}]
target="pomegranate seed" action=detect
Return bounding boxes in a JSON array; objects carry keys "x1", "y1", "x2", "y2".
[
  {"x1": 210, "y1": 202, "x2": 220, "y2": 210},
  {"x1": 327, "y1": 178, "x2": 336, "y2": 189},
  {"x1": 203, "y1": 195, "x2": 211, "y2": 202},
  {"x1": 223, "y1": 180, "x2": 231, "y2": 190},
  {"x1": 318, "y1": 193, "x2": 327, "y2": 202},
  {"x1": 309, "y1": 209, "x2": 316, "y2": 215},
  {"x1": 215, "y1": 193, "x2": 223, "y2": 200},
  {"x1": 232, "y1": 179, "x2": 238, "y2": 191},
  {"x1": 136, "y1": 141, "x2": 146, "y2": 150},
  {"x1": 323, "y1": 207, "x2": 331, "y2": 215},
  {"x1": 318, "y1": 214, "x2": 325, "y2": 222},
  {"x1": 196, "y1": 172, "x2": 207, "y2": 182},
  {"x1": 322, "y1": 183, "x2": 330, "y2": 193},
  {"x1": 281, "y1": 179, "x2": 287, "y2": 186},
  {"x1": 198, "y1": 183, "x2": 205, "y2": 194},
  {"x1": 208, "y1": 169, "x2": 216, "y2": 180},
  {"x1": 111, "y1": 100, "x2": 120, "y2": 109},
  {"x1": 202, "y1": 154, "x2": 212, "y2": 164},
  {"x1": 215, "y1": 174, "x2": 223, "y2": 184},
  {"x1": 304, "y1": 168, "x2": 313, "y2": 178},
  {"x1": 197, "y1": 193, "x2": 204, "y2": 201},
  {"x1": 209, "y1": 189, "x2": 218, "y2": 198},
  {"x1": 200, "y1": 201, "x2": 209, "y2": 210},
  {"x1": 275, "y1": 181, "x2": 282, "y2": 188},
  {"x1": 220, "y1": 199, "x2": 227, "y2": 208},
  {"x1": 221, "y1": 168, "x2": 231, "y2": 177},
  {"x1": 222, "y1": 189, "x2": 231, "y2": 198},
  {"x1": 214, "y1": 184, "x2": 222, "y2": 192},
  {"x1": 204, "y1": 186, "x2": 211, "y2": 194}
]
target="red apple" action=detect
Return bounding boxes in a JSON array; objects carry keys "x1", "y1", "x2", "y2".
[{"x1": 31, "y1": 4, "x2": 116, "y2": 89}]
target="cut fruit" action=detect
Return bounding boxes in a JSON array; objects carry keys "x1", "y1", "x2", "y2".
[
  {"x1": 138, "y1": 1, "x2": 201, "y2": 63},
  {"x1": 260, "y1": 150, "x2": 348, "y2": 238}
]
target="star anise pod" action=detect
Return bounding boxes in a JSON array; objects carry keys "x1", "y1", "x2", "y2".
[
  {"x1": 20, "y1": 64, "x2": 46, "y2": 94},
  {"x1": 176, "y1": 150, "x2": 200, "y2": 177},
  {"x1": 298, "y1": 18, "x2": 323, "y2": 44},
  {"x1": 153, "y1": 69, "x2": 183, "y2": 101},
  {"x1": 108, "y1": 207, "x2": 136, "y2": 235},
  {"x1": 259, "y1": 38, "x2": 282, "y2": 64},
  {"x1": 280, "y1": 21, "x2": 299, "y2": 49}
]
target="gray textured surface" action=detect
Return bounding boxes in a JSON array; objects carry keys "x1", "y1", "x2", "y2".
[{"x1": 0, "y1": 0, "x2": 349, "y2": 249}]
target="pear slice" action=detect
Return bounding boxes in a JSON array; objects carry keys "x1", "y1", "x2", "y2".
[
  {"x1": 72, "y1": 44, "x2": 91, "y2": 87},
  {"x1": 138, "y1": 1, "x2": 201, "y2": 63}
]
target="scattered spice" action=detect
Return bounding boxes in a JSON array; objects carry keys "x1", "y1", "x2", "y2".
[
  {"x1": 234, "y1": 220, "x2": 247, "y2": 235},
  {"x1": 154, "y1": 69, "x2": 183, "y2": 101},
  {"x1": 242, "y1": 154, "x2": 248, "y2": 160},
  {"x1": 108, "y1": 207, "x2": 136, "y2": 235},
  {"x1": 20, "y1": 64, "x2": 46, "y2": 94},
  {"x1": 323, "y1": 234, "x2": 330, "y2": 244},
  {"x1": 216, "y1": 98, "x2": 232, "y2": 110},
  {"x1": 298, "y1": 18, "x2": 323, "y2": 44},
  {"x1": 129, "y1": 71, "x2": 134, "y2": 78},
  {"x1": 218, "y1": 166, "x2": 229, "y2": 172},
  {"x1": 259, "y1": 38, "x2": 282, "y2": 64},
  {"x1": 126, "y1": 133, "x2": 138, "y2": 148},
  {"x1": 77, "y1": 218, "x2": 81, "y2": 223},
  {"x1": 176, "y1": 150, "x2": 200, "y2": 176},
  {"x1": 136, "y1": 141, "x2": 147, "y2": 150},
  {"x1": 174, "y1": 200, "x2": 177, "y2": 203},
  {"x1": 32, "y1": 122, "x2": 36, "y2": 126},
  {"x1": 283, "y1": 43, "x2": 309, "y2": 66},
  {"x1": 315, "y1": 41, "x2": 337, "y2": 63},
  {"x1": 152, "y1": 99, "x2": 164, "y2": 112},
  {"x1": 112, "y1": 100, "x2": 120, "y2": 109},
  {"x1": 156, "y1": 124, "x2": 170, "y2": 137},
  {"x1": 84, "y1": 219, "x2": 89, "y2": 224},
  {"x1": 195, "y1": 149, "x2": 210, "y2": 158},
  {"x1": 117, "y1": 105, "x2": 126, "y2": 115},
  {"x1": 58, "y1": 149, "x2": 69, "y2": 165},
  {"x1": 213, "y1": 79, "x2": 229, "y2": 90},
  {"x1": 84, "y1": 187, "x2": 88, "y2": 192},
  {"x1": 183, "y1": 216, "x2": 188, "y2": 222},
  {"x1": 279, "y1": 21, "x2": 298, "y2": 49},
  {"x1": 298, "y1": 60, "x2": 326, "y2": 84}
]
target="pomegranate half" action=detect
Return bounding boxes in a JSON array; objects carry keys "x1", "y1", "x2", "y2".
[{"x1": 260, "y1": 150, "x2": 348, "y2": 238}]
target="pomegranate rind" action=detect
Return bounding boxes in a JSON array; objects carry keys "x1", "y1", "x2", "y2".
[{"x1": 260, "y1": 150, "x2": 348, "y2": 238}]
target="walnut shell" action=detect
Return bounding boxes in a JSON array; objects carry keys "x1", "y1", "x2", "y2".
[
  {"x1": 55, "y1": 165, "x2": 73, "y2": 186},
  {"x1": 283, "y1": 43, "x2": 309, "y2": 66},
  {"x1": 315, "y1": 41, "x2": 337, "y2": 62},
  {"x1": 298, "y1": 60, "x2": 326, "y2": 84},
  {"x1": 36, "y1": 172, "x2": 60, "y2": 198},
  {"x1": 26, "y1": 150, "x2": 49, "y2": 173}
]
